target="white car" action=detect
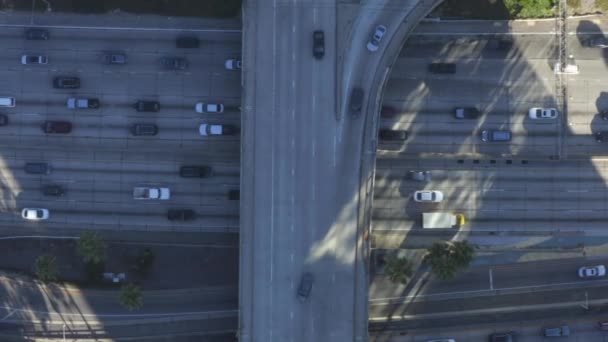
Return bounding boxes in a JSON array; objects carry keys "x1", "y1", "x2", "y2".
[
  {"x1": 199, "y1": 124, "x2": 237, "y2": 136},
  {"x1": 578, "y1": 265, "x2": 606, "y2": 278},
  {"x1": 195, "y1": 102, "x2": 224, "y2": 113},
  {"x1": 21, "y1": 55, "x2": 48, "y2": 65},
  {"x1": 21, "y1": 208, "x2": 49, "y2": 221},
  {"x1": 529, "y1": 107, "x2": 558, "y2": 119},
  {"x1": 224, "y1": 58, "x2": 242, "y2": 70},
  {"x1": 366, "y1": 25, "x2": 387, "y2": 52},
  {"x1": 413, "y1": 190, "x2": 444, "y2": 203}
]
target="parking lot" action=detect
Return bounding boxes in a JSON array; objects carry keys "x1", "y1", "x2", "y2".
[{"x1": 0, "y1": 26, "x2": 242, "y2": 232}]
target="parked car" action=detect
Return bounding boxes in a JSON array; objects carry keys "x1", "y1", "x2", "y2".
[
  {"x1": 409, "y1": 171, "x2": 431, "y2": 182},
  {"x1": 104, "y1": 52, "x2": 127, "y2": 65},
  {"x1": 481, "y1": 130, "x2": 512, "y2": 142},
  {"x1": 0, "y1": 114, "x2": 8, "y2": 126},
  {"x1": 21, "y1": 208, "x2": 49, "y2": 221},
  {"x1": 180, "y1": 166, "x2": 213, "y2": 178},
  {"x1": 578, "y1": 265, "x2": 606, "y2": 278},
  {"x1": 297, "y1": 272, "x2": 314, "y2": 302},
  {"x1": 133, "y1": 100, "x2": 160, "y2": 112},
  {"x1": 225, "y1": 58, "x2": 242, "y2": 70},
  {"x1": 21, "y1": 55, "x2": 48, "y2": 65},
  {"x1": 544, "y1": 325, "x2": 569, "y2": 337},
  {"x1": 349, "y1": 87, "x2": 364, "y2": 117},
  {"x1": 454, "y1": 107, "x2": 480, "y2": 119},
  {"x1": 596, "y1": 131, "x2": 608, "y2": 142},
  {"x1": 228, "y1": 189, "x2": 240, "y2": 200},
  {"x1": 161, "y1": 57, "x2": 188, "y2": 70},
  {"x1": 67, "y1": 98, "x2": 100, "y2": 109},
  {"x1": 378, "y1": 129, "x2": 408, "y2": 141},
  {"x1": 42, "y1": 185, "x2": 64, "y2": 196},
  {"x1": 313, "y1": 30, "x2": 325, "y2": 59},
  {"x1": 176, "y1": 36, "x2": 200, "y2": 48},
  {"x1": 130, "y1": 124, "x2": 158, "y2": 136},
  {"x1": 25, "y1": 28, "x2": 49, "y2": 40},
  {"x1": 167, "y1": 209, "x2": 196, "y2": 221},
  {"x1": 428, "y1": 63, "x2": 456, "y2": 74},
  {"x1": 195, "y1": 102, "x2": 224, "y2": 113},
  {"x1": 367, "y1": 25, "x2": 387, "y2": 52},
  {"x1": 42, "y1": 121, "x2": 72, "y2": 134},
  {"x1": 380, "y1": 106, "x2": 396, "y2": 118},
  {"x1": 24, "y1": 162, "x2": 51, "y2": 175},
  {"x1": 529, "y1": 107, "x2": 558, "y2": 119},
  {"x1": 583, "y1": 36, "x2": 608, "y2": 48},
  {"x1": 53, "y1": 76, "x2": 80, "y2": 89},
  {"x1": 199, "y1": 124, "x2": 237, "y2": 136},
  {"x1": 489, "y1": 332, "x2": 514, "y2": 342},
  {"x1": 413, "y1": 190, "x2": 443, "y2": 203}
]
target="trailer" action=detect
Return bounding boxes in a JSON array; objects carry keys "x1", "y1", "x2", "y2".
[{"x1": 422, "y1": 212, "x2": 465, "y2": 229}]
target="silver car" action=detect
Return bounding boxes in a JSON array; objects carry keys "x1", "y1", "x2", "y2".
[
  {"x1": 21, "y1": 55, "x2": 48, "y2": 65},
  {"x1": 366, "y1": 25, "x2": 387, "y2": 52}
]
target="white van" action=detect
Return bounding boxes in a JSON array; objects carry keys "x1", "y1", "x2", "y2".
[{"x1": 0, "y1": 97, "x2": 15, "y2": 107}]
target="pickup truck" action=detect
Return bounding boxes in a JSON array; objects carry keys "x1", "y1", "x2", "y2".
[{"x1": 133, "y1": 187, "x2": 170, "y2": 200}]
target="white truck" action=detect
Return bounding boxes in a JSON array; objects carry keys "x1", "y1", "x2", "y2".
[
  {"x1": 133, "y1": 187, "x2": 170, "y2": 200},
  {"x1": 422, "y1": 212, "x2": 465, "y2": 229}
]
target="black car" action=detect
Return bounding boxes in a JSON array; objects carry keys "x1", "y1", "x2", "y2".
[
  {"x1": 378, "y1": 129, "x2": 408, "y2": 141},
  {"x1": 42, "y1": 121, "x2": 72, "y2": 134},
  {"x1": 176, "y1": 36, "x2": 200, "y2": 48},
  {"x1": 488, "y1": 38, "x2": 514, "y2": 50},
  {"x1": 53, "y1": 76, "x2": 80, "y2": 89},
  {"x1": 583, "y1": 36, "x2": 608, "y2": 48},
  {"x1": 131, "y1": 123, "x2": 158, "y2": 136},
  {"x1": 228, "y1": 189, "x2": 240, "y2": 201},
  {"x1": 167, "y1": 209, "x2": 196, "y2": 221},
  {"x1": 428, "y1": 62, "x2": 456, "y2": 74},
  {"x1": 25, "y1": 28, "x2": 49, "y2": 40},
  {"x1": 454, "y1": 107, "x2": 480, "y2": 119},
  {"x1": 24, "y1": 162, "x2": 51, "y2": 175},
  {"x1": 595, "y1": 131, "x2": 608, "y2": 142},
  {"x1": 133, "y1": 100, "x2": 160, "y2": 112},
  {"x1": 489, "y1": 332, "x2": 514, "y2": 342},
  {"x1": 42, "y1": 185, "x2": 64, "y2": 196},
  {"x1": 297, "y1": 272, "x2": 314, "y2": 302},
  {"x1": 313, "y1": 30, "x2": 325, "y2": 59},
  {"x1": 349, "y1": 87, "x2": 364, "y2": 117},
  {"x1": 0, "y1": 114, "x2": 8, "y2": 126},
  {"x1": 161, "y1": 57, "x2": 188, "y2": 70},
  {"x1": 180, "y1": 166, "x2": 213, "y2": 178}
]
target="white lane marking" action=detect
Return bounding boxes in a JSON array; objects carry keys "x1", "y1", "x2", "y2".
[
  {"x1": 567, "y1": 190, "x2": 589, "y2": 192},
  {"x1": 0, "y1": 23, "x2": 242, "y2": 33},
  {"x1": 489, "y1": 268, "x2": 494, "y2": 290},
  {"x1": 333, "y1": 135, "x2": 337, "y2": 167}
]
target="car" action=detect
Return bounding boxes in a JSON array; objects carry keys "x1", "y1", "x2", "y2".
[
  {"x1": 488, "y1": 38, "x2": 514, "y2": 50},
  {"x1": 195, "y1": 102, "x2": 224, "y2": 114},
  {"x1": 104, "y1": 53, "x2": 127, "y2": 65},
  {"x1": 199, "y1": 124, "x2": 237, "y2": 136},
  {"x1": 366, "y1": 25, "x2": 387, "y2": 52},
  {"x1": 489, "y1": 332, "x2": 514, "y2": 342},
  {"x1": 24, "y1": 162, "x2": 51, "y2": 175},
  {"x1": 544, "y1": 325, "x2": 569, "y2": 337},
  {"x1": 67, "y1": 98, "x2": 100, "y2": 109},
  {"x1": 228, "y1": 189, "x2": 240, "y2": 200},
  {"x1": 428, "y1": 63, "x2": 456, "y2": 74},
  {"x1": 349, "y1": 87, "x2": 364, "y2": 117},
  {"x1": 528, "y1": 107, "x2": 558, "y2": 119},
  {"x1": 599, "y1": 320, "x2": 608, "y2": 330},
  {"x1": 297, "y1": 272, "x2": 313, "y2": 302},
  {"x1": 224, "y1": 58, "x2": 242, "y2": 70},
  {"x1": 21, "y1": 55, "x2": 48, "y2": 65},
  {"x1": 578, "y1": 265, "x2": 606, "y2": 278},
  {"x1": 313, "y1": 30, "x2": 325, "y2": 59},
  {"x1": 481, "y1": 130, "x2": 512, "y2": 142},
  {"x1": 596, "y1": 131, "x2": 608, "y2": 142},
  {"x1": 133, "y1": 100, "x2": 160, "y2": 112},
  {"x1": 409, "y1": 171, "x2": 431, "y2": 182},
  {"x1": 378, "y1": 129, "x2": 408, "y2": 141},
  {"x1": 0, "y1": 114, "x2": 8, "y2": 126},
  {"x1": 176, "y1": 36, "x2": 200, "y2": 48},
  {"x1": 21, "y1": 208, "x2": 49, "y2": 221},
  {"x1": 583, "y1": 36, "x2": 608, "y2": 48},
  {"x1": 413, "y1": 190, "x2": 443, "y2": 202},
  {"x1": 380, "y1": 106, "x2": 396, "y2": 118},
  {"x1": 53, "y1": 76, "x2": 80, "y2": 89},
  {"x1": 167, "y1": 209, "x2": 196, "y2": 221},
  {"x1": 25, "y1": 28, "x2": 49, "y2": 40},
  {"x1": 161, "y1": 57, "x2": 188, "y2": 70},
  {"x1": 42, "y1": 185, "x2": 64, "y2": 196},
  {"x1": 130, "y1": 124, "x2": 158, "y2": 136},
  {"x1": 180, "y1": 166, "x2": 213, "y2": 178},
  {"x1": 42, "y1": 121, "x2": 72, "y2": 134},
  {"x1": 454, "y1": 107, "x2": 480, "y2": 119}
]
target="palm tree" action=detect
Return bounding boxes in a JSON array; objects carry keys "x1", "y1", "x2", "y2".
[
  {"x1": 34, "y1": 254, "x2": 58, "y2": 282},
  {"x1": 425, "y1": 241, "x2": 475, "y2": 280},
  {"x1": 384, "y1": 256, "x2": 413, "y2": 284},
  {"x1": 120, "y1": 283, "x2": 143, "y2": 311}
]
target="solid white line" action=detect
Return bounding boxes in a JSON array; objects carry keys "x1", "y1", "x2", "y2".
[{"x1": 0, "y1": 23, "x2": 241, "y2": 32}]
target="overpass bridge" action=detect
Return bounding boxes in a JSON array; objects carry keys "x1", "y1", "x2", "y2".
[{"x1": 238, "y1": 0, "x2": 443, "y2": 340}]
